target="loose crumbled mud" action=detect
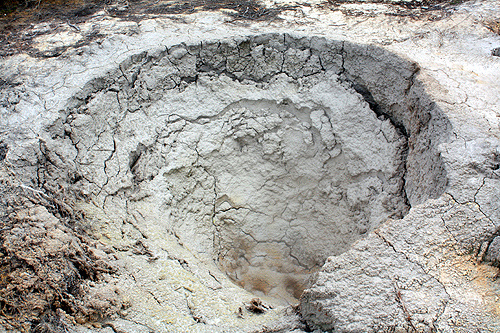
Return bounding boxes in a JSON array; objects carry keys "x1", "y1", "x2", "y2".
[{"x1": 0, "y1": 167, "x2": 123, "y2": 332}]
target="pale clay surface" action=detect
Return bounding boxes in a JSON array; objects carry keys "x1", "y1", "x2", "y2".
[{"x1": 1, "y1": 0, "x2": 500, "y2": 332}]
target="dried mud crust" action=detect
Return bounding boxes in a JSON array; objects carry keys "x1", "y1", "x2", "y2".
[
  {"x1": 0, "y1": 168, "x2": 123, "y2": 332},
  {"x1": 0, "y1": 0, "x2": 295, "y2": 57},
  {"x1": 0, "y1": 0, "x2": 468, "y2": 58}
]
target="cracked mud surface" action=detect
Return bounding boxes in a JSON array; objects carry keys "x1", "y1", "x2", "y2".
[
  {"x1": 0, "y1": 0, "x2": 294, "y2": 57},
  {"x1": 1, "y1": 0, "x2": 500, "y2": 332},
  {"x1": 0, "y1": 0, "x2": 472, "y2": 57},
  {"x1": 41, "y1": 35, "x2": 412, "y2": 303},
  {"x1": 1, "y1": 31, "x2": 454, "y2": 331}
]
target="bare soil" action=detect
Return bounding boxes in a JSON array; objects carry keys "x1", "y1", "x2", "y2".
[
  {"x1": 0, "y1": 0, "x2": 465, "y2": 57},
  {"x1": 0, "y1": 168, "x2": 123, "y2": 332}
]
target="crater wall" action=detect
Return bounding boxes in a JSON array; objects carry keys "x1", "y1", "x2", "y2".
[{"x1": 27, "y1": 34, "x2": 450, "y2": 303}]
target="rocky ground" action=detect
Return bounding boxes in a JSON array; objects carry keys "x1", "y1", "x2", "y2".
[{"x1": 1, "y1": 0, "x2": 500, "y2": 332}]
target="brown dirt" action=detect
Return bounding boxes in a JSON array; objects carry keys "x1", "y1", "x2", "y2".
[
  {"x1": 0, "y1": 0, "x2": 109, "y2": 57},
  {"x1": 0, "y1": 0, "x2": 466, "y2": 58},
  {"x1": 484, "y1": 19, "x2": 500, "y2": 35},
  {"x1": 0, "y1": 0, "x2": 296, "y2": 57},
  {"x1": 0, "y1": 167, "x2": 123, "y2": 332}
]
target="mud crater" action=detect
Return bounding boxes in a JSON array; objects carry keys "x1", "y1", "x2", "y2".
[{"x1": 40, "y1": 34, "x2": 447, "y2": 303}]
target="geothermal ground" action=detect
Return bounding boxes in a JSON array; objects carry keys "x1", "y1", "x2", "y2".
[{"x1": 0, "y1": 0, "x2": 500, "y2": 332}]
